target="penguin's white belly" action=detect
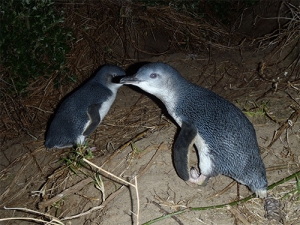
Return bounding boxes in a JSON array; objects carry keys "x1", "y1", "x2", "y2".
[
  {"x1": 99, "y1": 94, "x2": 116, "y2": 121},
  {"x1": 76, "y1": 94, "x2": 116, "y2": 145},
  {"x1": 168, "y1": 108, "x2": 214, "y2": 176},
  {"x1": 194, "y1": 134, "x2": 213, "y2": 176},
  {"x1": 77, "y1": 120, "x2": 91, "y2": 144}
]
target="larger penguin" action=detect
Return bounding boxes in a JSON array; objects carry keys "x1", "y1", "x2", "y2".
[
  {"x1": 120, "y1": 62, "x2": 267, "y2": 198},
  {"x1": 45, "y1": 65, "x2": 126, "y2": 149}
]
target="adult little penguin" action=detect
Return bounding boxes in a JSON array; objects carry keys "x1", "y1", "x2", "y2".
[
  {"x1": 120, "y1": 62, "x2": 267, "y2": 198},
  {"x1": 45, "y1": 65, "x2": 126, "y2": 149}
]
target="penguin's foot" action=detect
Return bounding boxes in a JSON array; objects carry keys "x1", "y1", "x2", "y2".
[
  {"x1": 189, "y1": 167, "x2": 209, "y2": 186},
  {"x1": 89, "y1": 146, "x2": 97, "y2": 152}
]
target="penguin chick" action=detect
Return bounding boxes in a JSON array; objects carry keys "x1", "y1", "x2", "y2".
[
  {"x1": 45, "y1": 65, "x2": 125, "y2": 149},
  {"x1": 120, "y1": 62, "x2": 267, "y2": 198}
]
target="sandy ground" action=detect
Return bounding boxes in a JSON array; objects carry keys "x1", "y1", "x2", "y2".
[{"x1": 0, "y1": 52, "x2": 299, "y2": 225}]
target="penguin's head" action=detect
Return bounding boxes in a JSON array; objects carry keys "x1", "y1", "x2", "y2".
[
  {"x1": 120, "y1": 62, "x2": 183, "y2": 98},
  {"x1": 94, "y1": 65, "x2": 126, "y2": 86}
]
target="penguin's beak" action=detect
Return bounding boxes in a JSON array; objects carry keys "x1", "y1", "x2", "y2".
[
  {"x1": 120, "y1": 76, "x2": 141, "y2": 84},
  {"x1": 111, "y1": 74, "x2": 126, "y2": 83}
]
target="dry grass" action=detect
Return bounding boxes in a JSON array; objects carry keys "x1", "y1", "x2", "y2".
[{"x1": 1, "y1": 0, "x2": 299, "y2": 141}]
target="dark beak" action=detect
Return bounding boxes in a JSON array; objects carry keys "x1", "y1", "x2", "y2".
[
  {"x1": 120, "y1": 76, "x2": 141, "y2": 84},
  {"x1": 111, "y1": 75, "x2": 126, "y2": 83}
]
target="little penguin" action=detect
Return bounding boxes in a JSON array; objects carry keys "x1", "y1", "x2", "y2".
[
  {"x1": 120, "y1": 62, "x2": 267, "y2": 198},
  {"x1": 45, "y1": 65, "x2": 126, "y2": 149}
]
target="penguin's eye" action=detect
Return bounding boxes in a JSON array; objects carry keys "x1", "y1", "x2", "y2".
[{"x1": 150, "y1": 73, "x2": 157, "y2": 79}]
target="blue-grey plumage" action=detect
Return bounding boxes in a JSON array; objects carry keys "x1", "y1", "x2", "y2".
[
  {"x1": 45, "y1": 65, "x2": 126, "y2": 149},
  {"x1": 120, "y1": 62, "x2": 267, "y2": 198}
]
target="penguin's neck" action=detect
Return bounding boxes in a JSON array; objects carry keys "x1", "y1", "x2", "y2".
[
  {"x1": 106, "y1": 83, "x2": 122, "y2": 92},
  {"x1": 156, "y1": 77, "x2": 190, "y2": 127}
]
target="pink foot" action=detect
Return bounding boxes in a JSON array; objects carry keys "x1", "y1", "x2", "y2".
[
  {"x1": 188, "y1": 167, "x2": 208, "y2": 186},
  {"x1": 89, "y1": 146, "x2": 97, "y2": 152}
]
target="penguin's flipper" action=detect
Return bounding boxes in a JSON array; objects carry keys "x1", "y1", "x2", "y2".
[
  {"x1": 83, "y1": 103, "x2": 102, "y2": 136},
  {"x1": 173, "y1": 120, "x2": 198, "y2": 181}
]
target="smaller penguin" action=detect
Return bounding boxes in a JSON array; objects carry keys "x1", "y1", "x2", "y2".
[
  {"x1": 45, "y1": 65, "x2": 125, "y2": 149},
  {"x1": 120, "y1": 62, "x2": 267, "y2": 198}
]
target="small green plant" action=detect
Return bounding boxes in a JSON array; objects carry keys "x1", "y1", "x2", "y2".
[
  {"x1": 62, "y1": 144, "x2": 108, "y2": 201},
  {"x1": 0, "y1": 0, "x2": 74, "y2": 95},
  {"x1": 130, "y1": 142, "x2": 144, "y2": 160},
  {"x1": 62, "y1": 144, "x2": 94, "y2": 174},
  {"x1": 51, "y1": 198, "x2": 64, "y2": 218},
  {"x1": 242, "y1": 101, "x2": 269, "y2": 117},
  {"x1": 94, "y1": 172, "x2": 105, "y2": 201}
]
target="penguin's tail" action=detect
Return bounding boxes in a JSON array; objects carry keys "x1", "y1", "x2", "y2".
[{"x1": 255, "y1": 189, "x2": 267, "y2": 198}]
